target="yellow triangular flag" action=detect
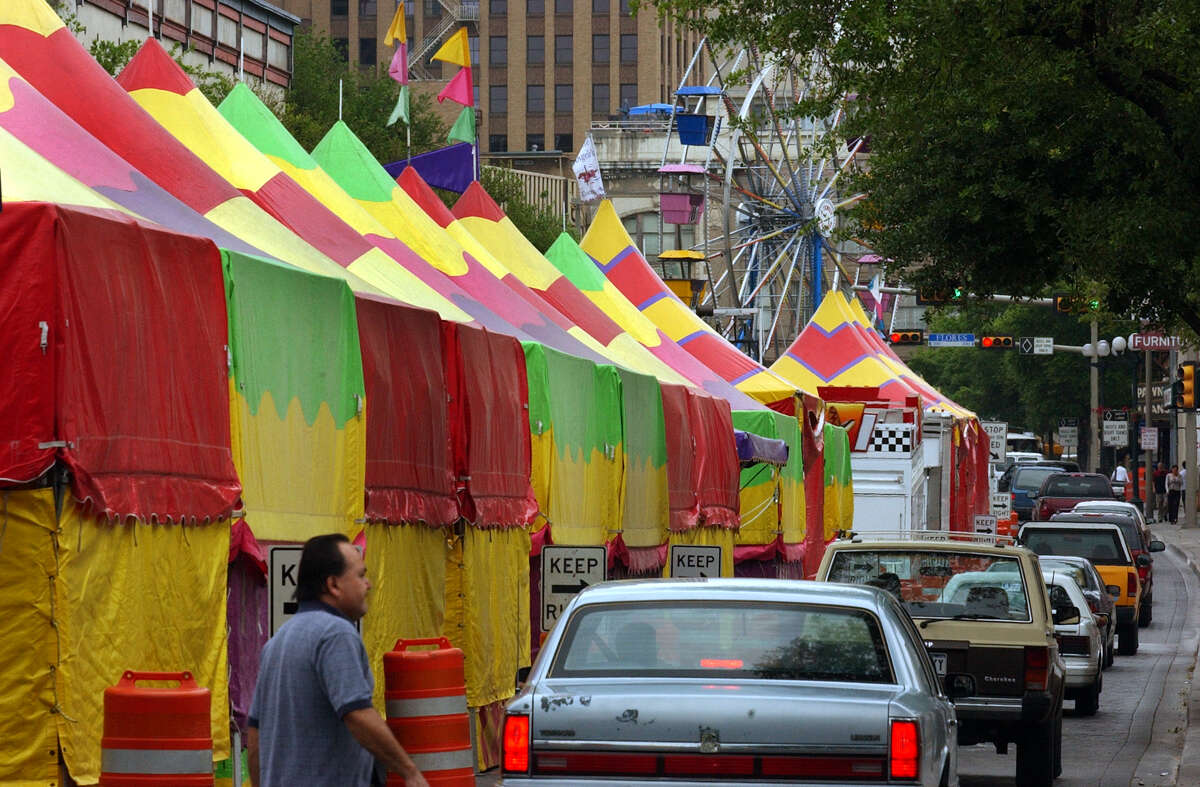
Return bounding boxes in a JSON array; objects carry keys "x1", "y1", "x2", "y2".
[
  {"x1": 384, "y1": 3, "x2": 406, "y2": 45},
  {"x1": 431, "y1": 27, "x2": 470, "y2": 67}
]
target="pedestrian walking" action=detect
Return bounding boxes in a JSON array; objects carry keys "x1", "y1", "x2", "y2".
[
  {"x1": 1167, "y1": 465, "x2": 1183, "y2": 525},
  {"x1": 247, "y1": 534, "x2": 429, "y2": 787},
  {"x1": 1154, "y1": 462, "x2": 1168, "y2": 522},
  {"x1": 1111, "y1": 459, "x2": 1131, "y2": 500}
]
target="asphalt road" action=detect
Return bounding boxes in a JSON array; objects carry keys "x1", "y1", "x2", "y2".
[{"x1": 958, "y1": 547, "x2": 1200, "y2": 786}]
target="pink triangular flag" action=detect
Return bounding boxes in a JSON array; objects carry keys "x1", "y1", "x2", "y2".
[
  {"x1": 388, "y1": 45, "x2": 409, "y2": 86},
  {"x1": 436, "y1": 66, "x2": 474, "y2": 107}
]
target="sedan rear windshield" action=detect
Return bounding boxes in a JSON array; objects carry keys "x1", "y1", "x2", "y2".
[
  {"x1": 1042, "y1": 476, "x2": 1112, "y2": 497},
  {"x1": 1013, "y1": 467, "x2": 1060, "y2": 492},
  {"x1": 551, "y1": 601, "x2": 893, "y2": 683},
  {"x1": 826, "y1": 550, "x2": 1030, "y2": 622},
  {"x1": 1022, "y1": 529, "x2": 1129, "y2": 565}
]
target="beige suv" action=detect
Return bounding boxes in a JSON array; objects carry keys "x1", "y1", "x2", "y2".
[{"x1": 817, "y1": 532, "x2": 1068, "y2": 787}]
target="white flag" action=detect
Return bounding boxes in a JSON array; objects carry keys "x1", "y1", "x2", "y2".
[{"x1": 572, "y1": 136, "x2": 606, "y2": 203}]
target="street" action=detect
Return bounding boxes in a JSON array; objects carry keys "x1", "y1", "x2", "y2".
[{"x1": 958, "y1": 546, "x2": 1199, "y2": 786}]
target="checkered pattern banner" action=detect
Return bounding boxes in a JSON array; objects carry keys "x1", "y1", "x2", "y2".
[{"x1": 868, "y1": 424, "x2": 915, "y2": 454}]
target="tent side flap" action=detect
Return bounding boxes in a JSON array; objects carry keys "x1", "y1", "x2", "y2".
[
  {"x1": 687, "y1": 392, "x2": 741, "y2": 529},
  {"x1": 356, "y1": 295, "x2": 458, "y2": 526},
  {"x1": 17, "y1": 202, "x2": 240, "y2": 520},
  {"x1": 453, "y1": 324, "x2": 539, "y2": 527},
  {"x1": 661, "y1": 383, "x2": 700, "y2": 530},
  {"x1": 615, "y1": 367, "x2": 669, "y2": 548}
]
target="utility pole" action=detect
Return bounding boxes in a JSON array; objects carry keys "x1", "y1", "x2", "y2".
[
  {"x1": 1089, "y1": 320, "x2": 1100, "y2": 473},
  {"x1": 1144, "y1": 348, "x2": 1154, "y2": 521}
]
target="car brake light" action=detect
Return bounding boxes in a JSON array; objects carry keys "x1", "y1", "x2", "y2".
[
  {"x1": 699, "y1": 658, "x2": 744, "y2": 669},
  {"x1": 1128, "y1": 574, "x2": 1138, "y2": 597},
  {"x1": 889, "y1": 719, "x2": 919, "y2": 780},
  {"x1": 502, "y1": 715, "x2": 530, "y2": 773},
  {"x1": 1025, "y1": 646, "x2": 1049, "y2": 691}
]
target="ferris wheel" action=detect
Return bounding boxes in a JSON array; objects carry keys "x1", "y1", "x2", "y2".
[{"x1": 655, "y1": 40, "x2": 868, "y2": 364}]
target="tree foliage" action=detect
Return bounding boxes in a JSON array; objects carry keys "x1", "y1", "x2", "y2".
[
  {"x1": 649, "y1": 0, "x2": 1200, "y2": 333},
  {"x1": 282, "y1": 31, "x2": 445, "y2": 163}
]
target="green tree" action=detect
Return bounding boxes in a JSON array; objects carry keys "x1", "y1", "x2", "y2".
[
  {"x1": 649, "y1": 0, "x2": 1200, "y2": 334},
  {"x1": 481, "y1": 166, "x2": 577, "y2": 253},
  {"x1": 282, "y1": 31, "x2": 445, "y2": 163}
]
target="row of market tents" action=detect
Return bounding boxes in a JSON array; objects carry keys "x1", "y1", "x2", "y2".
[{"x1": 0, "y1": 1, "x2": 987, "y2": 782}]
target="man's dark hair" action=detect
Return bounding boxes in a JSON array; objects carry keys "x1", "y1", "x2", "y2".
[{"x1": 295, "y1": 533, "x2": 351, "y2": 602}]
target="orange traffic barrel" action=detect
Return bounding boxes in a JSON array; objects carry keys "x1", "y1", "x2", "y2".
[
  {"x1": 384, "y1": 637, "x2": 473, "y2": 786},
  {"x1": 100, "y1": 670, "x2": 213, "y2": 786}
]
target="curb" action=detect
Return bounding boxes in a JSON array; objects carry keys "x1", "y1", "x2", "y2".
[{"x1": 1164, "y1": 539, "x2": 1200, "y2": 786}]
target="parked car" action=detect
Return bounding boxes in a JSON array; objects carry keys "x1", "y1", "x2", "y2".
[
  {"x1": 1072, "y1": 500, "x2": 1153, "y2": 546},
  {"x1": 1042, "y1": 569, "x2": 1103, "y2": 715},
  {"x1": 817, "y1": 532, "x2": 1064, "y2": 786},
  {"x1": 1018, "y1": 522, "x2": 1147, "y2": 655},
  {"x1": 502, "y1": 578, "x2": 962, "y2": 786},
  {"x1": 1051, "y1": 510, "x2": 1164, "y2": 625},
  {"x1": 1031, "y1": 473, "x2": 1115, "y2": 520},
  {"x1": 1037, "y1": 555, "x2": 1119, "y2": 669},
  {"x1": 1002, "y1": 465, "x2": 1070, "y2": 521}
]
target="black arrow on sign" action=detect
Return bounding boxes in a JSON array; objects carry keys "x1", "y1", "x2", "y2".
[{"x1": 551, "y1": 580, "x2": 590, "y2": 594}]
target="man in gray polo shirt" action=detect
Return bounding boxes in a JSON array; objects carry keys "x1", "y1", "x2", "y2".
[{"x1": 247, "y1": 534, "x2": 429, "y2": 787}]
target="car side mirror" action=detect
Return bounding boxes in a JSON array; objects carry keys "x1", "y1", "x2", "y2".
[
  {"x1": 516, "y1": 666, "x2": 532, "y2": 685},
  {"x1": 944, "y1": 673, "x2": 975, "y2": 699},
  {"x1": 1053, "y1": 604, "x2": 1080, "y2": 625},
  {"x1": 1106, "y1": 584, "x2": 1121, "y2": 598},
  {"x1": 1149, "y1": 540, "x2": 1166, "y2": 553},
  {"x1": 1136, "y1": 554, "x2": 1152, "y2": 567}
]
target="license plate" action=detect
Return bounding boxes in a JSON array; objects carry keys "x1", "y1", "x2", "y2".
[{"x1": 931, "y1": 652, "x2": 947, "y2": 675}]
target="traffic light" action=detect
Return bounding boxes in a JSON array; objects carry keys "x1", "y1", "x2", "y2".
[
  {"x1": 888, "y1": 330, "x2": 924, "y2": 345},
  {"x1": 1179, "y1": 362, "x2": 1197, "y2": 409},
  {"x1": 1053, "y1": 294, "x2": 1099, "y2": 314},
  {"x1": 980, "y1": 335, "x2": 1013, "y2": 349}
]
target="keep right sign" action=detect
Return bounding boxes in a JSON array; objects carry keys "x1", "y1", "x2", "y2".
[{"x1": 669, "y1": 545, "x2": 721, "y2": 578}]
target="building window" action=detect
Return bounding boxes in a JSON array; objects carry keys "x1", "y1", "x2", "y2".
[
  {"x1": 360, "y1": 0, "x2": 378, "y2": 15},
  {"x1": 592, "y1": 82, "x2": 610, "y2": 114},
  {"x1": 527, "y1": 0, "x2": 544, "y2": 14},
  {"x1": 619, "y1": 82, "x2": 637, "y2": 112},
  {"x1": 527, "y1": 133, "x2": 545, "y2": 151},
  {"x1": 620, "y1": 34, "x2": 637, "y2": 63},
  {"x1": 424, "y1": 0, "x2": 442, "y2": 17},
  {"x1": 360, "y1": 38, "x2": 377, "y2": 66},
  {"x1": 555, "y1": 83, "x2": 573, "y2": 112},
  {"x1": 592, "y1": 0, "x2": 608, "y2": 12},
  {"x1": 555, "y1": 35, "x2": 572, "y2": 64},
  {"x1": 489, "y1": 35, "x2": 507, "y2": 65},
  {"x1": 332, "y1": 0, "x2": 349, "y2": 16},
  {"x1": 469, "y1": 35, "x2": 479, "y2": 65},
  {"x1": 619, "y1": 0, "x2": 630, "y2": 13},
  {"x1": 555, "y1": 0, "x2": 572, "y2": 11},
  {"x1": 527, "y1": 35, "x2": 544, "y2": 64},
  {"x1": 489, "y1": 84, "x2": 508, "y2": 113},
  {"x1": 554, "y1": 132, "x2": 574, "y2": 152},
  {"x1": 527, "y1": 84, "x2": 545, "y2": 113},
  {"x1": 333, "y1": 37, "x2": 349, "y2": 61},
  {"x1": 592, "y1": 34, "x2": 609, "y2": 63},
  {"x1": 490, "y1": 0, "x2": 506, "y2": 13},
  {"x1": 489, "y1": 134, "x2": 508, "y2": 152}
]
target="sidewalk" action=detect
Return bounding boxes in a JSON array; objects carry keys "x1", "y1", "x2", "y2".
[{"x1": 1146, "y1": 518, "x2": 1200, "y2": 785}]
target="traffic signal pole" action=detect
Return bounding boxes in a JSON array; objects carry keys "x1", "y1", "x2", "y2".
[{"x1": 1089, "y1": 320, "x2": 1100, "y2": 474}]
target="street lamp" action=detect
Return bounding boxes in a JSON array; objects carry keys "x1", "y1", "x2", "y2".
[{"x1": 1081, "y1": 335, "x2": 1131, "y2": 474}]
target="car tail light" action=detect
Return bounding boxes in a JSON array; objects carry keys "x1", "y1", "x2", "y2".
[
  {"x1": 1128, "y1": 574, "x2": 1138, "y2": 598},
  {"x1": 699, "y1": 658, "x2": 744, "y2": 669},
  {"x1": 889, "y1": 719, "x2": 919, "y2": 780},
  {"x1": 502, "y1": 715, "x2": 530, "y2": 773},
  {"x1": 1025, "y1": 646, "x2": 1049, "y2": 691},
  {"x1": 1137, "y1": 561, "x2": 1150, "y2": 582},
  {"x1": 1055, "y1": 635, "x2": 1090, "y2": 656}
]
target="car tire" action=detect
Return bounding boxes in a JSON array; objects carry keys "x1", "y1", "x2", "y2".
[
  {"x1": 1140, "y1": 600, "x2": 1153, "y2": 627},
  {"x1": 1118, "y1": 621, "x2": 1139, "y2": 656},
  {"x1": 1016, "y1": 710, "x2": 1058, "y2": 786},
  {"x1": 1104, "y1": 638, "x2": 1114, "y2": 669},
  {"x1": 1076, "y1": 672, "x2": 1101, "y2": 716}
]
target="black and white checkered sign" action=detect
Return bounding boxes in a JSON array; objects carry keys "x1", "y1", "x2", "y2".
[{"x1": 868, "y1": 424, "x2": 915, "y2": 454}]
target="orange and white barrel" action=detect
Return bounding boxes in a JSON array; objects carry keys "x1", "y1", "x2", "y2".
[
  {"x1": 384, "y1": 637, "x2": 473, "y2": 786},
  {"x1": 100, "y1": 670, "x2": 213, "y2": 786}
]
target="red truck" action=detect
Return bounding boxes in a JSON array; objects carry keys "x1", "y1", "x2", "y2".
[{"x1": 1031, "y1": 472, "x2": 1115, "y2": 520}]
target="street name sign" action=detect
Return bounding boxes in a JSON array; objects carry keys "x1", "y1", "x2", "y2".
[
  {"x1": 669, "y1": 545, "x2": 721, "y2": 578},
  {"x1": 974, "y1": 515, "x2": 998, "y2": 535},
  {"x1": 927, "y1": 333, "x2": 976, "y2": 348},
  {"x1": 982, "y1": 421, "x2": 1007, "y2": 463},
  {"x1": 541, "y1": 546, "x2": 606, "y2": 630}
]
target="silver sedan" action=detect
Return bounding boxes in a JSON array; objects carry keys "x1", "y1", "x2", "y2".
[{"x1": 502, "y1": 578, "x2": 961, "y2": 786}]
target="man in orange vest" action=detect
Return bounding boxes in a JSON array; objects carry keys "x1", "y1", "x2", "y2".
[{"x1": 247, "y1": 534, "x2": 429, "y2": 787}]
